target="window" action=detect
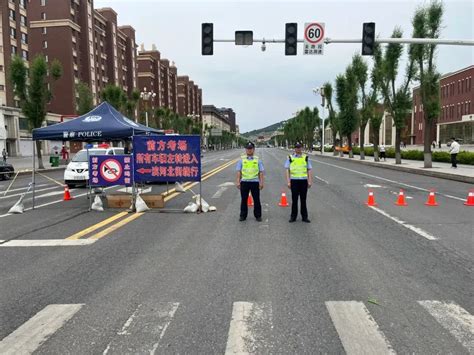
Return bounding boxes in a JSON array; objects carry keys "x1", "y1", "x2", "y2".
[
  {"x1": 10, "y1": 28, "x2": 16, "y2": 39},
  {"x1": 41, "y1": 12, "x2": 46, "y2": 20},
  {"x1": 469, "y1": 102, "x2": 471, "y2": 114},
  {"x1": 0, "y1": 65, "x2": 3, "y2": 71},
  {"x1": 20, "y1": 0, "x2": 27, "y2": 8},
  {"x1": 458, "y1": 80, "x2": 460, "y2": 94},
  {"x1": 22, "y1": 50, "x2": 28, "y2": 60},
  {"x1": 21, "y1": 15, "x2": 27, "y2": 27},
  {"x1": 42, "y1": 27, "x2": 47, "y2": 35},
  {"x1": 11, "y1": 46, "x2": 17, "y2": 56},
  {"x1": 45, "y1": 55, "x2": 49, "y2": 62},
  {"x1": 0, "y1": 85, "x2": 5, "y2": 91},
  {"x1": 41, "y1": 0, "x2": 47, "y2": 5},
  {"x1": 43, "y1": 40, "x2": 48, "y2": 49},
  {"x1": 21, "y1": 33, "x2": 27, "y2": 45},
  {"x1": 9, "y1": 9, "x2": 16, "y2": 21}
]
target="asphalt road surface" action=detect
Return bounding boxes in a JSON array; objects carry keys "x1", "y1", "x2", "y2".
[{"x1": 0, "y1": 148, "x2": 472, "y2": 354}]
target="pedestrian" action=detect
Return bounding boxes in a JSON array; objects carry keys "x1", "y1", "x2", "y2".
[
  {"x1": 432, "y1": 140, "x2": 436, "y2": 149},
  {"x1": 448, "y1": 137, "x2": 460, "y2": 168},
  {"x1": 61, "y1": 145, "x2": 69, "y2": 160},
  {"x1": 438, "y1": 140, "x2": 442, "y2": 149},
  {"x1": 285, "y1": 142, "x2": 313, "y2": 223},
  {"x1": 379, "y1": 144, "x2": 386, "y2": 161},
  {"x1": 2, "y1": 148, "x2": 7, "y2": 162},
  {"x1": 236, "y1": 142, "x2": 264, "y2": 222}
]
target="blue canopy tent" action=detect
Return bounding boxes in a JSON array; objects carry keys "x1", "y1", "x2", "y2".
[
  {"x1": 30, "y1": 102, "x2": 162, "y2": 209},
  {"x1": 32, "y1": 101, "x2": 162, "y2": 141}
]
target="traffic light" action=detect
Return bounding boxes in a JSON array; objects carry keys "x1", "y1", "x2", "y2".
[
  {"x1": 235, "y1": 31, "x2": 253, "y2": 45},
  {"x1": 285, "y1": 23, "x2": 298, "y2": 56},
  {"x1": 362, "y1": 22, "x2": 375, "y2": 56},
  {"x1": 202, "y1": 23, "x2": 213, "y2": 55}
]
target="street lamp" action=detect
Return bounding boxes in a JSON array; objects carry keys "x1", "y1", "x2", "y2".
[
  {"x1": 140, "y1": 87, "x2": 156, "y2": 127},
  {"x1": 313, "y1": 87, "x2": 326, "y2": 154}
]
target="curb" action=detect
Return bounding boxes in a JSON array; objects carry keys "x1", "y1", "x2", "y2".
[
  {"x1": 16, "y1": 167, "x2": 65, "y2": 176},
  {"x1": 307, "y1": 152, "x2": 474, "y2": 184}
]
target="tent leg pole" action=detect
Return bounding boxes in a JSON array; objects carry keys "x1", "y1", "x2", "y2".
[
  {"x1": 32, "y1": 140, "x2": 36, "y2": 210},
  {"x1": 199, "y1": 181, "x2": 202, "y2": 213}
]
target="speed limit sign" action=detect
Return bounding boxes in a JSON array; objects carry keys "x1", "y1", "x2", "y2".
[{"x1": 304, "y1": 22, "x2": 325, "y2": 55}]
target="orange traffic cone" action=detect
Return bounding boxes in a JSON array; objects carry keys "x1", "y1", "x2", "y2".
[
  {"x1": 395, "y1": 190, "x2": 408, "y2": 206},
  {"x1": 365, "y1": 190, "x2": 378, "y2": 206},
  {"x1": 247, "y1": 194, "x2": 254, "y2": 207},
  {"x1": 63, "y1": 185, "x2": 73, "y2": 201},
  {"x1": 464, "y1": 190, "x2": 474, "y2": 206},
  {"x1": 424, "y1": 190, "x2": 438, "y2": 206},
  {"x1": 278, "y1": 192, "x2": 289, "y2": 207}
]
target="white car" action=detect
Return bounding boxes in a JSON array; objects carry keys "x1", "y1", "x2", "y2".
[{"x1": 64, "y1": 147, "x2": 124, "y2": 187}]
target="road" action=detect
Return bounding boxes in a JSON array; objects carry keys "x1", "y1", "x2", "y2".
[{"x1": 0, "y1": 148, "x2": 472, "y2": 354}]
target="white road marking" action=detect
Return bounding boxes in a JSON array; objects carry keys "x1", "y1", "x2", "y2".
[
  {"x1": 418, "y1": 300, "x2": 474, "y2": 352},
  {"x1": 212, "y1": 182, "x2": 236, "y2": 198},
  {"x1": 0, "y1": 304, "x2": 84, "y2": 354},
  {"x1": 225, "y1": 302, "x2": 272, "y2": 355},
  {"x1": 313, "y1": 159, "x2": 465, "y2": 201},
  {"x1": 0, "y1": 186, "x2": 116, "y2": 219},
  {"x1": 0, "y1": 183, "x2": 50, "y2": 195},
  {"x1": 103, "y1": 302, "x2": 179, "y2": 355},
  {"x1": 314, "y1": 176, "x2": 329, "y2": 184},
  {"x1": 326, "y1": 301, "x2": 395, "y2": 355},
  {"x1": 364, "y1": 184, "x2": 382, "y2": 188},
  {"x1": 369, "y1": 206, "x2": 438, "y2": 240},
  {"x1": 0, "y1": 186, "x2": 59, "y2": 200},
  {"x1": 0, "y1": 239, "x2": 96, "y2": 247}
]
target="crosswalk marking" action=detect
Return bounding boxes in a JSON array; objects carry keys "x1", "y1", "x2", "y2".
[
  {"x1": 418, "y1": 300, "x2": 474, "y2": 352},
  {"x1": 0, "y1": 304, "x2": 84, "y2": 355},
  {"x1": 102, "y1": 302, "x2": 179, "y2": 355},
  {"x1": 225, "y1": 302, "x2": 272, "y2": 354},
  {"x1": 0, "y1": 239, "x2": 96, "y2": 247},
  {"x1": 325, "y1": 301, "x2": 395, "y2": 355}
]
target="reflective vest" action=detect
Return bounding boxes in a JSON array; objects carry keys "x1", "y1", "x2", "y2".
[
  {"x1": 241, "y1": 155, "x2": 259, "y2": 180},
  {"x1": 289, "y1": 154, "x2": 308, "y2": 179}
]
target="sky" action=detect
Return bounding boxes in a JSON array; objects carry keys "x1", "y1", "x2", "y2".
[{"x1": 95, "y1": 0, "x2": 473, "y2": 133}]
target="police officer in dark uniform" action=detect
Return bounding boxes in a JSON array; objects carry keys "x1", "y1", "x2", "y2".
[
  {"x1": 236, "y1": 142, "x2": 265, "y2": 222},
  {"x1": 285, "y1": 142, "x2": 313, "y2": 223}
]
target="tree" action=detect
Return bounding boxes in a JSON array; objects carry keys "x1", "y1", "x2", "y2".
[
  {"x1": 125, "y1": 90, "x2": 140, "y2": 120},
  {"x1": 101, "y1": 85, "x2": 127, "y2": 113},
  {"x1": 352, "y1": 54, "x2": 370, "y2": 160},
  {"x1": 370, "y1": 44, "x2": 385, "y2": 161},
  {"x1": 10, "y1": 55, "x2": 62, "y2": 169},
  {"x1": 336, "y1": 65, "x2": 359, "y2": 158},
  {"x1": 76, "y1": 81, "x2": 94, "y2": 115},
  {"x1": 411, "y1": 1, "x2": 443, "y2": 168},
  {"x1": 322, "y1": 82, "x2": 340, "y2": 155},
  {"x1": 378, "y1": 28, "x2": 416, "y2": 164}
]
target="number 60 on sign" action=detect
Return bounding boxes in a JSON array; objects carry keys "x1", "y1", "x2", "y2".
[{"x1": 304, "y1": 22, "x2": 325, "y2": 55}]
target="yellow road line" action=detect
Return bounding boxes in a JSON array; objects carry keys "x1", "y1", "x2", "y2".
[
  {"x1": 37, "y1": 172, "x2": 66, "y2": 187},
  {"x1": 67, "y1": 157, "x2": 239, "y2": 241},
  {"x1": 66, "y1": 211, "x2": 129, "y2": 240},
  {"x1": 88, "y1": 213, "x2": 144, "y2": 240}
]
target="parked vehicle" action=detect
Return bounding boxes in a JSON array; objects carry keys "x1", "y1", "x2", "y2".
[
  {"x1": 64, "y1": 146, "x2": 124, "y2": 188},
  {"x1": 0, "y1": 161, "x2": 14, "y2": 180}
]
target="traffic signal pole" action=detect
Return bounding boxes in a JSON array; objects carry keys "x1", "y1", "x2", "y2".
[{"x1": 213, "y1": 38, "x2": 474, "y2": 46}]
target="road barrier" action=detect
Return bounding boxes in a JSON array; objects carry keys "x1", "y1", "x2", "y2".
[
  {"x1": 247, "y1": 194, "x2": 254, "y2": 207},
  {"x1": 365, "y1": 190, "x2": 378, "y2": 206},
  {"x1": 395, "y1": 190, "x2": 408, "y2": 207},
  {"x1": 464, "y1": 190, "x2": 474, "y2": 206},
  {"x1": 63, "y1": 186, "x2": 73, "y2": 201},
  {"x1": 278, "y1": 192, "x2": 289, "y2": 207},
  {"x1": 424, "y1": 191, "x2": 439, "y2": 207}
]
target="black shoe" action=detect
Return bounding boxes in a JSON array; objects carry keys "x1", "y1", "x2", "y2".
[
  {"x1": 239, "y1": 217, "x2": 246, "y2": 221},
  {"x1": 302, "y1": 219, "x2": 311, "y2": 223},
  {"x1": 256, "y1": 217, "x2": 263, "y2": 222},
  {"x1": 289, "y1": 218, "x2": 296, "y2": 223}
]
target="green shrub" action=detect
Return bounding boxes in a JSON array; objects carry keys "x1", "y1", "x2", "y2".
[
  {"x1": 401, "y1": 150, "x2": 424, "y2": 160},
  {"x1": 432, "y1": 151, "x2": 451, "y2": 163},
  {"x1": 458, "y1": 151, "x2": 474, "y2": 165}
]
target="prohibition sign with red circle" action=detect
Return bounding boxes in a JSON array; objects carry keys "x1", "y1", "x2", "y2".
[
  {"x1": 100, "y1": 158, "x2": 122, "y2": 183},
  {"x1": 304, "y1": 23, "x2": 325, "y2": 44}
]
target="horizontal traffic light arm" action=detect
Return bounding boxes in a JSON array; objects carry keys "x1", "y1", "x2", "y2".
[{"x1": 213, "y1": 38, "x2": 474, "y2": 46}]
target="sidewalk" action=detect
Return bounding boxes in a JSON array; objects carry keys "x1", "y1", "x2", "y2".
[
  {"x1": 6, "y1": 155, "x2": 66, "y2": 173},
  {"x1": 308, "y1": 151, "x2": 474, "y2": 184}
]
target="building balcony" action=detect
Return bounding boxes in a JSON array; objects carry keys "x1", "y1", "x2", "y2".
[
  {"x1": 72, "y1": 36, "x2": 77, "y2": 44},
  {"x1": 101, "y1": 53, "x2": 107, "y2": 60}
]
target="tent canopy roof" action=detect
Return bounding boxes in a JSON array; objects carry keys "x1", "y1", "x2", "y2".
[{"x1": 32, "y1": 102, "x2": 162, "y2": 141}]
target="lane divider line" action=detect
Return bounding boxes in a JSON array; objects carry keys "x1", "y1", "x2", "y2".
[
  {"x1": 37, "y1": 172, "x2": 66, "y2": 187},
  {"x1": 312, "y1": 158, "x2": 466, "y2": 202},
  {"x1": 88, "y1": 213, "x2": 144, "y2": 240},
  {"x1": 369, "y1": 206, "x2": 438, "y2": 240},
  {"x1": 66, "y1": 211, "x2": 129, "y2": 240}
]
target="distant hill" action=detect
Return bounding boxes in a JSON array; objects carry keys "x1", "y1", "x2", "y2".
[{"x1": 242, "y1": 121, "x2": 286, "y2": 138}]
